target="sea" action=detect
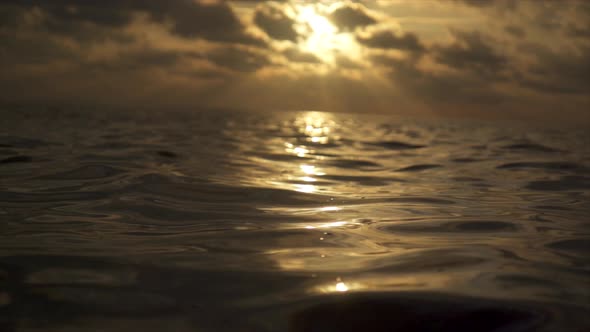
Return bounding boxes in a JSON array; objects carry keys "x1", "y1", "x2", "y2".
[{"x1": 0, "y1": 108, "x2": 589, "y2": 331}]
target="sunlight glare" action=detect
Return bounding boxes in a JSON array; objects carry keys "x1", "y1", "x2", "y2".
[
  {"x1": 295, "y1": 5, "x2": 360, "y2": 64},
  {"x1": 301, "y1": 176, "x2": 317, "y2": 182},
  {"x1": 335, "y1": 281, "x2": 349, "y2": 292},
  {"x1": 295, "y1": 184, "x2": 316, "y2": 193},
  {"x1": 300, "y1": 164, "x2": 316, "y2": 175},
  {"x1": 301, "y1": 6, "x2": 336, "y2": 36},
  {"x1": 303, "y1": 221, "x2": 349, "y2": 229},
  {"x1": 286, "y1": 143, "x2": 310, "y2": 157},
  {"x1": 312, "y1": 277, "x2": 357, "y2": 293}
]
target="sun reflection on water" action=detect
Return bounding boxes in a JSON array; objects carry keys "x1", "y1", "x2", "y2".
[
  {"x1": 282, "y1": 112, "x2": 337, "y2": 194},
  {"x1": 298, "y1": 111, "x2": 335, "y2": 139},
  {"x1": 313, "y1": 278, "x2": 364, "y2": 294},
  {"x1": 285, "y1": 142, "x2": 310, "y2": 158},
  {"x1": 300, "y1": 164, "x2": 326, "y2": 176},
  {"x1": 319, "y1": 206, "x2": 340, "y2": 212},
  {"x1": 304, "y1": 220, "x2": 350, "y2": 229},
  {"x1": 300, "y1": 176, "x2": 317, "y2": 182},
  {"x1": 335, "y1": 281, "x2": 349, "y2": 292},
  {"x1": 294, "y1": 184, "x2": 316, "y2": 193},
  {"x1": 300, "y1": 164, "x2": 316, "y2": 174}
]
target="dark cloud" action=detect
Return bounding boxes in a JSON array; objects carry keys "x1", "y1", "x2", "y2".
[
  {"x1": 434, "y1": 31, "x2": 508, "y2": 79},
  {"x1": 451, "y1": 0, "x2": 518, "y2": 10},
  {"x1": 369, "y1": 23, "x2": 588, "y2": 111},
  {"x1": 373, "y1": 55, "x2": 507, "y2": 108},
  {"x1": 20, "y1": 7, "x2": 135, "y2": 44},
  {"x1": 0, "y1": 1, "x2": 130, "y2": 29},
  {"x1": 206, "y1": 47, "x2": 271, "y2": 73},
  {"x1": 566, "y1": 23, "x2": 590, "y2": 39},
  {"x1": 451, "y1": 0, "x2": 493, "y2": 7},
  {"x1": 45, "y1": 3, "x2": 131, "y2": 28},
  {"x1": 253, "y1": 3, "x2": 298, "y2": 41},
  {"x1": 504, "y1": 25, "x2": 525, "y2": 38},
  {"x1": 357, "y1": 30, "x2": 424, "y2": 53},
  {"x1": 533, "y1": 7, "x2": 564, "y2": 31},
  {"x1": 518, "y1": 45, "x2": 590, "y2": 95},
  {"x1": 0, "y1": 0, "x2": 263, "y2": 45},
  {"x1": 283, "y1": 48, "x2": 321, "y2": 64},
  {"x1": 0, "y1": 32, "x2": 77, "y2": 66},
  {"x1": 328, "y1": 2, "x2": 377, "y2": 31},
  {"x1": 334, "y1": 54, "x2": 362, "y2": 69},
  {"x1": 151, "y1": 1, "x2": 262, "y2": 45},
  {"x1": 0, "y1": 4, "x2": 26, "y2": 28},
  {"x1": 87, "y1": 49, "x2": 189, "y2": 72}
]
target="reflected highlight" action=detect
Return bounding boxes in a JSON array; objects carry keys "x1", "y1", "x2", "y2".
[
  {"x1": 303, "y1": 221, "x2": 350, "y2": 229},
  {"x1": 313, "y1": 278, "x2": 366, "y2": 294},
  {"x1": 319, "y1": 206, "x2": 340, "y2": 212},
  {"x1": 294, "y1": 184, "x2": 316, "y2": 193},
  {"x1": 300, "y1": 164, "x2": 326, "y2": 176},
  {"x1": 335, "y1": 281, "x2": 349, "y2": 292},
  {"x1": 300, "y1": 176, "x2": 317, "y2": 182},
  {"x1": 300, "y1": 164, "x2": 316, "y2": 175}
]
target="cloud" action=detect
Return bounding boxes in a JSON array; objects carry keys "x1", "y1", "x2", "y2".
[
  {"x1": 0, "y1": 29, "x2": 78, "y2": 66},
  {"x1": 206, "y1": 46, "x2": 271, "y2": 73},
  {"x1": 0, "y1": 0, "x2": 588, "y2": 122},
  {"x1": 504, "y1": 25, "x2": 525, "y2": 38},
  {"x1": 518, "y1": 45, "x2": 590, "y2": 95},
  {"x1": 434, "y1": 30, "x2": 508, "y2": 79},
  {"x1": 357, "y1": 29, "x2": 424, "y2": 53},
  {"x1": 328, "y1": 2, "x2": 377, "y2": 31},
  {"x1": 1, "y1": 0, "x2": 264, "y2": 45},
  {"x1": 86, "y1": 48, "x2": 188, "y2": 71},
  {"x1": 253, "y1": 3, "x2": 298, "y2": 41},
  {"x1": 566, "y1": 23, "x2": 590, "y2": 39},
  {"x1": 451, "y1": 0, "x2": 517, "y2": 10},
  {"x1": 372, "y1": 54, "x2": 508, "y2": 109},
  {"x1": 282, "y1": 48, "x2": 321, "y2": 64},
  {"x1": 150, "y1": 1, "x2": 263, "y2": 45},
  {"x1": 364, "y1": 27, "x2": 516, "y2": 111},
  {"x1": 366, "y1": 17, "x2": 588, "y2": 119},
  {"x1": 334, "y1": 54, "x2": 362, "y2": 69}
]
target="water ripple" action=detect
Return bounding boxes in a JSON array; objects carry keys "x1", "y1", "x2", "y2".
[{"x1": 0, "y1": 110, "x2": 589, "y2": 331}]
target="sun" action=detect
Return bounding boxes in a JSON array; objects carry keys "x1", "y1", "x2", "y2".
[
  {"x1": 295, "y1": 5, "x2": 360, "y2": 64},
  {"x1": 300, "y1": 6, "x2": 336, "y2": 36}
]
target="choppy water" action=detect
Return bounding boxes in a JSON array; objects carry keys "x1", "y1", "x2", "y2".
[{"x1": 1, "y1": 108, "x2": 589, "y2": 331}]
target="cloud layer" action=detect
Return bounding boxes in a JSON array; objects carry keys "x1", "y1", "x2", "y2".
[{"x1": 0, "y1": 0, "x2": 588, "y2": 122}]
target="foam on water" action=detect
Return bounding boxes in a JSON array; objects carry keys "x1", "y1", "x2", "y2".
[{"x1": 0, "y1": 109, "x2": 589, "y2": 331}]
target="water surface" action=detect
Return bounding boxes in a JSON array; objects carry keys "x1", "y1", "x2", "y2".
[{"x1": 1, "y1": 109, "x2": 589, "y2": 331}]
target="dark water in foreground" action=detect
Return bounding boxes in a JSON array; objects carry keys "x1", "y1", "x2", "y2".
[{"x1": 0, "y1": 109, "x2": 589, "y2": 331}]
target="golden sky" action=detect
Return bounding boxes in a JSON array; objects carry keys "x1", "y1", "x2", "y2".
[{"x1": 0, "y1": 0, "x2": 588, "y2": 122}]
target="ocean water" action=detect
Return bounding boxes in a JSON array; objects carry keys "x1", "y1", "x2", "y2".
[{"x1": 0, "y1": 108, "x2": 589, "y2": 331}]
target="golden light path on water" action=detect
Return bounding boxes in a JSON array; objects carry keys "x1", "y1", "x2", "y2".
[
  {"x1": 272, "y1": 111, "x2": 349, "y2": 293},
  {"x1": 260, "y1": 111, "x2": 486, "y2": 295},
  {"x1": 284, "y1": 111, "x2": 335, "y2": 194},
  {"x1": 270, "y1": 111, "x2": 379, "y2": 294}
]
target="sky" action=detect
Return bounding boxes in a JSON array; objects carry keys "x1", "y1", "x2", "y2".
[{"x1": 0, "y1": 0, "x2": 589, "y2": 122}]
